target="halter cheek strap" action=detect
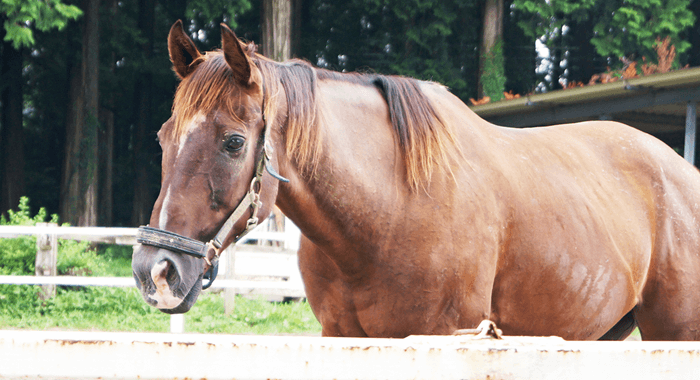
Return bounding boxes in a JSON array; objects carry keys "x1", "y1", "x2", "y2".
[{"x1": 136, "y1": 85, "x2": 289, "y2": 289}]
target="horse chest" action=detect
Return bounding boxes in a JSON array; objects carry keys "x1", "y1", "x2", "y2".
[{"x1": 311, "y1": 250, "x2": 495, "y2": 337}]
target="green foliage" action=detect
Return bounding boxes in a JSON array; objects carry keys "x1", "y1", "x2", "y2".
[
  {"x1": 0, "y1": 235, "x2": 36, "y2": 275},
  {"x1": 1, "y1": 0, "x2": 82, "y2": 49},
  {"x1": 385, "y1": 0, "x2": 471, "y2": 93},
  {"x1": 480, "y1": 39, "x2": 506, "y2": 102},
  {"x1": 512, "y1": 0, "x2": 695, "y2": 63},
  {"x1": 512, "y1": 0, "x2": 597, "y2": 38},
  {"x1": 94, "y1": 245, "x2": 134, "y2": 277},
  {"x1": 57, "y1": 240, "x2": 100, "y2": 276},
  {"x1": 1, "y1": 196, "x2": 53, "y2": 226},
  {"x1": 591, "y1": 0, "x2": 694, "y2": 59},
  {"x1": 308, "y1": 0, "x2": 478, "y2": 100},
  {"x1": 0, "y1": 197, "x2": 90, "y2": 276},
  {"x1": 0, "y1": 197, "x2": 53, "y2": 275},
  {"x1": 187, "y1": 0, "x2": 252, "y2": 29}
]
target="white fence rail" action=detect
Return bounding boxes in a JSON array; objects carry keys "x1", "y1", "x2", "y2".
[
  {"x1": 0, "y1": 221, "x2": 301, "y2": 249},
  {"x1": 0, "y1": 275, "x2": 305, "y2": 297},
  {"x1": 2, "y1": 330, "x2": 699, "y2": 380}
]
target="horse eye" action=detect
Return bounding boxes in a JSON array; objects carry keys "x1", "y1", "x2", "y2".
[{"x1": 224, "y1": 135, "x2": 245, "y2": 153}]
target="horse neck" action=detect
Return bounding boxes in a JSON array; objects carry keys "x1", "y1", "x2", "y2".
[
  {"x1": 273, "y1": 76, "x2": 502, "y2": 276},
  {"x1": 274, "y1": 79, "x2": 408, "y2": 274}
]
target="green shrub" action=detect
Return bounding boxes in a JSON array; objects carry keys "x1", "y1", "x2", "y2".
[
  {"x1": 480, "y1": 39, "x2": 506, "y2": 102},
  {"x1": 0, "y1": 235, "x2": 36, "y2": 275},
  {"x1": 1, "y1": 197, "x2": 52, "y2": 275},
  {"x1": 93, "y1": 245, "x2": 134, "y2": 277},
  {"x1": 57, "y1": 241, "x2": 101, "y2": 276},
  {"x1": 1, "y1": 197, "x2": 92, "y2": 276}
]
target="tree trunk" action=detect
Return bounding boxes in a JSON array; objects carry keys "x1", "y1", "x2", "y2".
[
  {"x1": 566, "y1": 18, "x2": 606, "y2": 86},
  {"x1": 99, "y1": 0, "x2": 118, "y2": 226},
  {"x1": 0, "y1": 36, "x2": 25, "y2": 215},
  {"x1": 131, "y1": 0, "x2": 155, "y2": 227},
  {"x1": 60, "y1": 0, "x2": 100, "y2": 226},
  {"x1": 478, "y1": 0, "x2": 504, "y2": 99},
  {"x1": 289, "y1": 0, "x2": 306, "y2": 58},
  {"x1": 262, "y1": 0, "x2": 292, "y2": 61},
  {"x1": 61, "y1": 50, "x2": 84, "y2": 224},
  {"x1": 689, "y1": 0, "x2": 700, "y2": 67}
]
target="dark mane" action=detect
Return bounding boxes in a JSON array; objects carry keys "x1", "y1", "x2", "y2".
[{"x1": 172, "y1": 49, "x2": 458, "y2": 190}]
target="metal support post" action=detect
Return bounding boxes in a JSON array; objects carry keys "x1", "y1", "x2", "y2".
[{"x1": 685, "y1": 102, "x2": 697, "y2": 165}]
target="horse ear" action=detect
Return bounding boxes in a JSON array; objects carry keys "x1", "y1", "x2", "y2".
[
  {"x1": 168, "y1": 20, "x2": 202, "y2": 79},
  {"x1": 221, "y1": 23, "x2": 255, "y2": 86}
]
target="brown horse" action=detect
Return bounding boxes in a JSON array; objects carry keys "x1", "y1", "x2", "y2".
[{"x1": 132, "y1": 21, "x2": 700, "y2": 340}]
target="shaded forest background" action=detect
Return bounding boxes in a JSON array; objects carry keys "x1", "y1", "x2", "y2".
[{"x1": 1, "y1": 0, "x2": 699, "y2": 227}]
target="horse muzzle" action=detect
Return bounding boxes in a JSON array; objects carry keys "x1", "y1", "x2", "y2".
[{"x1": 132, "y1": 244, "x2": 205, "y2": 314}]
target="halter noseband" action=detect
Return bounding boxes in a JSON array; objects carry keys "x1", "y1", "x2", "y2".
[{"x1": 136, "y1": 85, "x2": 289, "y2": 289}]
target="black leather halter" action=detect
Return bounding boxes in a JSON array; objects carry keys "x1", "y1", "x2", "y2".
[{"x1": 136, "y1": 86, "x2": 288, "y2": 289}]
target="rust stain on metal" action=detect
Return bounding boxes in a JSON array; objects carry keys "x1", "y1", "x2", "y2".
[
  {"x1": 487, "y1": 348, "x2": 514, "y2": 354},
  {"x1": 50, "y1": 339, "x2": 110, "y2": 346},
  {"x1": 556, "y1": 349, "x2": 581, "y2": 354}
]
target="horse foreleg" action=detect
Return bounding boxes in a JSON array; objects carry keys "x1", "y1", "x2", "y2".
[{"x1": 296, "y1": 235, "x2": 368, "y2": 337}]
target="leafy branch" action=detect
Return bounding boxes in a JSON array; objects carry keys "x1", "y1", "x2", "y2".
[{"x1": 1, "y1": 0, "x2": 82, "y2": 49}]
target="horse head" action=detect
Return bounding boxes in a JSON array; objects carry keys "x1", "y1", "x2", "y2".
[{"x1": 131, "y1": 20, "x2": 286, "y2": 313}]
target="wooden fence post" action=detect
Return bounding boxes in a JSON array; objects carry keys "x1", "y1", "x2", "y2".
[
  {"x1": 224, "y1": 244, "x2": 237, "y2": 315},
  {"x1": 35, "y1": 222, "x2": 58, "y2": 300}
]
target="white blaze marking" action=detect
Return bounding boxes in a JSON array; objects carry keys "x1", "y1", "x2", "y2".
[
  {"x1": 159, "y1": 186, "x2": 171, "y2": 229},
  {"x1": 161, "y1": 112, "x2": 205, "y2": 228},
  {"x1": 177, "y1": 112, "x2": 206, "y2": 157}
]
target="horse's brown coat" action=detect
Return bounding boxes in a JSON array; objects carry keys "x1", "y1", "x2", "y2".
[{"x1": 132, "y1": 21, "x2": 700, "y2": 340}]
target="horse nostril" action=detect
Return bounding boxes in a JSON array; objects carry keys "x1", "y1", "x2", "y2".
[
  {"x1": 166, "y1": 262, "x2": 179, "y2": 284},
  {"x1": 151, "y1": 260, "x2": 180, "y2": 292}
]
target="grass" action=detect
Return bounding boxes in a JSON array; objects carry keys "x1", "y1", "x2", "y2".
[
  {"x1": 0, "y1": 284, "x2": 322, "y2": 334},
  {"x1": 629, "y1": 328, "x2": 642, "y2": 340}
]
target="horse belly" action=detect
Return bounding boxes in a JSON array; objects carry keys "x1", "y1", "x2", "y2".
[
  {"x1": 490, "y1": 189, "x2": 652, "y2": 339},
  {"x1": 491, "y1": 256, "x2": 637, "y2": 339}
]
